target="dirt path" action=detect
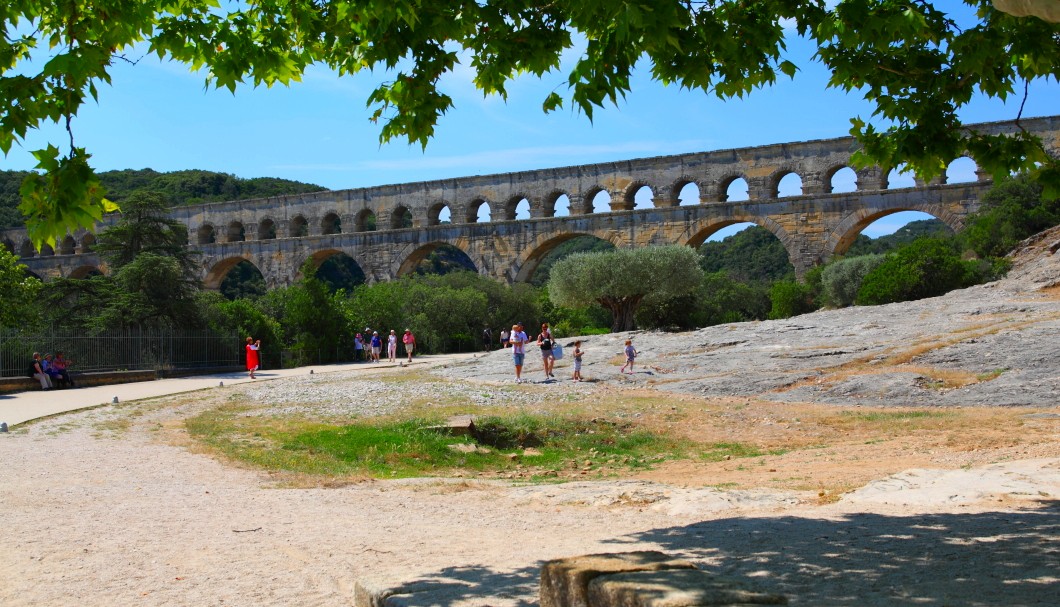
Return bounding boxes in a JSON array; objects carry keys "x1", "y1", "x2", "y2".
[{"x1": 2, "y1": 229, "x2": 1059, "y2": 606}]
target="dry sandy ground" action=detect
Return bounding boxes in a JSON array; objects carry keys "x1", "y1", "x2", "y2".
[{"x1": 2, "y1": 229, "x2": 1060, "y2": 606}]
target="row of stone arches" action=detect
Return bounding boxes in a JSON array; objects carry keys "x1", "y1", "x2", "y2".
[
  {"x1": 184, "y1": 158, "x2": 983, "y2": 245},
  {"x1": 199, "y1": 206, "x2": 959, "y2": 292},
  {"x1": 5, "y1": 233, "x2": 97, "y2": 258}
]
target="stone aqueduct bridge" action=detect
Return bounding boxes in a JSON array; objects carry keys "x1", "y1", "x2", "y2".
[{"x1": 5, "y1": 116, "x2": 1059, "y2": 287}]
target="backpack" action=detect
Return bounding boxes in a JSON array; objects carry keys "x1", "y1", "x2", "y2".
[{"x1": 27, "y1": 362, "x2": 37, "y2": 378}]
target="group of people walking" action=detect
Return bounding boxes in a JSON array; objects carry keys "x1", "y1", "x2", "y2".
[
  {"x1": 29, "y1": 351, "x2": 75, "y2": 390},
  {"x1": 244, "y1": 329, "x2": 419, "y2": 378},
  {"x1": 353, "y1": 329, "x2": 417, "y2": 364}
]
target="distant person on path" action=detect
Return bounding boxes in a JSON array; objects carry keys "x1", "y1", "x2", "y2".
[
  {"x1": 510, "y1": 323, "x2": 530, "y2": 383},
  {"x1": 619, "y1": 339, "x2": 638, "y2": 375},
  {"x1": 500, "y1": 328, "x2": 510, "y2": 349},
  {"x1": 51, "y1": 351, "x2": 76, "y2": 387},
  {"x1": 402, "y1": 329, "x2": 416, "y2": 363},
  {"x1": 29, "y1": 352, "x2": 52, "y2": 390},
  {"x1": 537, "y1": 322, "x2": 556, "y2": 379},
  {"x1": 572, "y1": 341, "x2": 584, "y2": 382},
  {"x1": 482, "y1": 327, "x2": 493, "y2": 352},
  {"x1": 354, "y1": 333, "x2": 364, "y2": 362},
  {"x1": 370, "y1": 331, "x2": 382, "y2": 362},
  {"x1": 387, "y1": 330, "x2": 398, "y2": 363},
  {"x1": 245, "y1": 337, "x2": 261, "y2": 379}
]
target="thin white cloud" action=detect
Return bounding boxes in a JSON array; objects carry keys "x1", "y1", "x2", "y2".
[{"x1": 272, "y1": 139, "x2": 715, "y2": 175}]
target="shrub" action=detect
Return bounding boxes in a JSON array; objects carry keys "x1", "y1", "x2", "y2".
[
  {"x1": 855, "y1": 238, "x2": 975, "y2": 305},
  {"x1": 820, "y1": 254, "x2": 887, "y2": 308},
  {"x1": 768, "y1": 279, "x2": 817, "y2": 319}
]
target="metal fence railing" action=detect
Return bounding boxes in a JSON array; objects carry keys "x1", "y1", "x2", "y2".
[{"x1": 0, "y1": 328, "x2": 243, "y2": 378}]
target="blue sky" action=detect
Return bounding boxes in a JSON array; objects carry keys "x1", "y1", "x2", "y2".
[{"x1": 5, "y1": 28, "x2": 1059, "y2": 239}]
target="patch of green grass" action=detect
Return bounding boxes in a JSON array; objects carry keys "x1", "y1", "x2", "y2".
[
  {"x1": 185, "y1": 409, "x2": 689, "y2": 480},
  {"x1": 699, "y1": 442, "x2": 786, "y2": 462},
  {"x1": 976, "y1": 368, "x2": 1008, "y2": 381},
  {"x1": 838, "y1": 410, "x2": 952, "y2": 422}
]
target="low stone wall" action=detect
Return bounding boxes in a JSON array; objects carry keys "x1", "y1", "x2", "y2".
[{"x1": 0, "y1": 367, "x2": 245, "y2": 394}]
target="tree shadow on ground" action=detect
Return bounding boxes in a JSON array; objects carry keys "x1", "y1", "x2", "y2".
[
  {"x1": 605, "y1": 500, "x2": 1060, "y2": 606},
  {"x1": 384, "y1": 501, "x2": 1058, "y2": 606}
]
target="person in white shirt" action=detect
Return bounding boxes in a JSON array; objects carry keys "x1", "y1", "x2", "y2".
[{"x1": 510, "y1": 323, "x2": 530, "y2": 383}]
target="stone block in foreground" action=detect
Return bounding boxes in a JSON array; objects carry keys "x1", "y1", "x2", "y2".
[
  {"x1": 587, "y1": 569, "x2": 787, "y2": 606},
  {"x1": 540, "y1": 551, "x2": 696, "y2": 607}
]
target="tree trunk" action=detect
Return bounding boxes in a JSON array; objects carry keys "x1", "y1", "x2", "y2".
[{"x1": 600, "y1": 296, "x2": 642, "y2": 332}]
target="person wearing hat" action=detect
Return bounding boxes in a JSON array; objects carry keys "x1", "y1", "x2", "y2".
[
  {"x1": 402, "y1": 329, "x2": 416, "y2": 362},
  {"x1": 510, "y1": 323, "x2": 530, "y2": 383},
  {"x1": 370, "y1": 331, "x2": 382, "y2": 362}
]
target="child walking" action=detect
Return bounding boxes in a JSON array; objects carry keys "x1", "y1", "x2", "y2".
[
  {"x1": 619, "y1": 339, "x2": 637, "y2": 375},
  {"x1": 572, "y1": 341, "x2": 584, "y2": 382}
]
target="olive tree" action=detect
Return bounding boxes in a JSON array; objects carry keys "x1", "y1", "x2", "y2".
[
  {"x1": 4, "y1": 1, "x2": 1058, "y2": 248},
  {"x1": 548, "y1": 245, "x2": 703, "y2": 332}
]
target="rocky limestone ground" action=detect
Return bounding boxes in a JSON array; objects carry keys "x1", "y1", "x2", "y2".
[{"x1": 2, "y1": 228, "x2": 1059, "y2": 606}]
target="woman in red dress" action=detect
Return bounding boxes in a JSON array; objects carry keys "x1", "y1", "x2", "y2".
[{"x1": 245, "y1": 337, "x2": 261, "y2": 378}]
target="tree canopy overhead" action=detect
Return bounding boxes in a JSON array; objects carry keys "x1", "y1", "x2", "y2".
[{"x1": 3, "y1": 1, "x2": 1058, "y2": 248}]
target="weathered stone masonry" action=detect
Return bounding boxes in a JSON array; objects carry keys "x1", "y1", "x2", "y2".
[{"x1": 4, "y1": 116, "x2": 1058, "y2": 286}]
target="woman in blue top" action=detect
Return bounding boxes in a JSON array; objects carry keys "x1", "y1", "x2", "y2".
[{"x1": 370, "y1": 331, "x2": 382, "y2": 362}]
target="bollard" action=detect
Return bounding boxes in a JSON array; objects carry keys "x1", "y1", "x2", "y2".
[
  {"x1": 310, "y1": 369, "x2": 314, "y2": 374},
  {"x1": 219, "y1": 381, "x2": 224, "y2": 387},
  {"x1": 1, "y1": 422, "x2": 8, "y2": 433},
  {"x1": 113, "y1": 396, "x2": 119, "y2": 404}
]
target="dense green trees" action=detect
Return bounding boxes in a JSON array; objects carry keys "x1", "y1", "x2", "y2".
[
  {"x1": 0, "y1": 169, "x2": 324, "y2": 229},
  {"x1": 5, "y1": 1, "x2": 1057, "y2": 247},
  {"x1": 962, "y1": 174, "x2": 1060, "y2": 258},
  {"x1": 699, "y1": 226, "x2": 795, "y2": 283},
  {"x1": 0, "y1": 246, "x2": 40, "y2": 327}
]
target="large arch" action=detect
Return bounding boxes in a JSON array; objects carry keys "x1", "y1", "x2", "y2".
[
  {"x1": 298, "y1": 249, "x2": 367, "y2": 291},
  {"x1": 394, "y1": 241, "x2": 478, "y2": 278},
  {"x1": 511, "y1": 230, "x2": 625, "y2": 283},
  {"x1": 828, "y1": 204, "x2": 963, "y2": 257},
  {"x1": 68, "y1": 265, "x2": 104, "y2": 279},
  {"x1": 678, "y1": 214, "x2": 798, "y2": 273},
  {"x1": 219, "y1": 259, "x2": 267, "y2": 299},
  {"x1": 19, "y1": 240, "x2": 35, "y2": 258},
  {"x1": 203, "y1": 256, "x2": 264, "y2": 290},
  {"x1": 2, "y1": 237, "x2": 14, "y2": 254}
]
